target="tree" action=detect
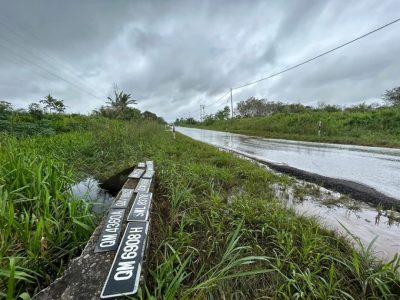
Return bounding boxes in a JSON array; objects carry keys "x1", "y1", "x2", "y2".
[
  {"x1": 174, "y1": 117, "x2": 197, "y2": 125},
  {"x1": 40, "y1": 94, "x2": 66, "y2": 113},
  {"x1": 28, "y1": 102, "x2": 44, "y2": 119},
  {"x1": 345, "y1": 102, "x2": 379, "y2": 112},
  {"x1": 0, "y1": 101, "x2": 13, "y2": 117},
  {"x1": 106, "y1": 88, "x2": 137, "y2": 119},
  {"x1": 236, "y1": 97, "x2": 270, "y2": 117},
  {"x1": 215, "y1": 106, "x2": 230, "y2": 120},
  {"x1": 142, "y1": 110, "x2": 167, "y2": 124},
  {"x1": 124, "y1": 107, "x2": 142, "y2": 120},
  {"x1": 92, "y1": 105, "x2": 113, "y2": 118},
  {"x1": 142, "y1": 110, "x2": 158, "y2": 120},
  {"x1": 383, "y1": 86, "x2": 400, "y2": 106},
  {"x1": 316, "y1": 102, "x2": 341, "y2": 112},
  {"x1": 93, "y1": 93, "x2": 142, "y2": 121},
  {"x1": 94, "y1": 88, "x2": 164, "y2": 122},
  {"x1": 203, "y1": 114, "x2": 215, "y2": 125}
]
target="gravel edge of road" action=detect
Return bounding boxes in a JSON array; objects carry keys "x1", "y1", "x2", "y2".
[
  {"x1": 258, "y1": 159, "x2": 400, "y2": 211},
  {"x1": 218, "y1": 146, "x2": 400, "y2": 211}
]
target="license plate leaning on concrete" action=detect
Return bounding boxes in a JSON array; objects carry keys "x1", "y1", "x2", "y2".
[{"x1": 100, "y1": 221, "x2": 149, "y2": 299}]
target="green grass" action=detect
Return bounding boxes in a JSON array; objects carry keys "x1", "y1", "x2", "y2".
[
  {"x1": 0, "y1": 117, "x2": 166, "y2": 298},
  {"x1": 143, "y1": 132, "x2": 400, "y2": 299},
  {"x1": 186, "y1": 107, "x2": 400, "y2": 147},
  {"x1": 1, "y1": 116, "x2": 399, "y2": 298},
  {"x1": 0, "y1": 135, "x2": 95, "y2": 298}
]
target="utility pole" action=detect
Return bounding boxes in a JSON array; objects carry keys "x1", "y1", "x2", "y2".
[
  {"x1": 200, "y1": 104, "x2": 205, "y2": 122},
  {"x1": 230, "y1": 88, "x2": 233, "y2": 118}
]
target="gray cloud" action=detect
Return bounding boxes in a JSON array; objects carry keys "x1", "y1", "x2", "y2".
[{"x1": 0, "y1": 0, "x2": 399, "y2": 121}]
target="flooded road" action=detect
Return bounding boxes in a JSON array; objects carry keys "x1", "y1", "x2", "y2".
[
  {"x1": 177, "y1": 127, "x2": 400, "y2": 200},
  {"x1": 274, "y1": 182, "x2": 400, "y2": 260},
  {"x1": 177, "y1": 127, "x2": 400, "y2": 259}
]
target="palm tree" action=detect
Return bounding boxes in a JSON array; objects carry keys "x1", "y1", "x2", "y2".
[{"x1": 106, "y1": 89, "x2": 137, "y2": 118}]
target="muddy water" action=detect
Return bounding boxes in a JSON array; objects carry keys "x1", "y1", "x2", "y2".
[
  {"x1": 177, "y1": 127, "x2": 400, "y2": 260},
  {"x1": 274, "y1": 182, "x2": 400, "y2": 260},
  {"x1": 71, "y1": 177, "x2": 114, "y2": 215},
  {"x1": 302, "y1": 203, "x2": 400, "y2": 260}
]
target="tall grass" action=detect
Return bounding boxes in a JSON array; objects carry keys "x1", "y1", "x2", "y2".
[
  {"x1": 189, "y1": 106, "x2": 400, "y2": 147},
  {"x1": 0, "y1": 136, "x2": 95, "y2": 297},
  {"x1": 1, "y1": 116, "x2": 399, "y2": 298},
  {"x1": 144, "y1": 132, "x2": 400, "y2": 299},
  {"x1": 0, "y1": 118, "x2": 166, "y2": 297}
]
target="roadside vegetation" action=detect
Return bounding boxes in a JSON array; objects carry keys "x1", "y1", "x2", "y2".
[
  {"x1": 143, "y1": 131, "x2": 400, "y2": 299},
  {"x1": 1, "y1": 90, "x2": 399, "y2": 298},
  {"x1": 0, "y1": 91, "x2": 166, "y2": 298},
  {"x1": 176, "y1": 86, "x2": 400, "y2": 147}
]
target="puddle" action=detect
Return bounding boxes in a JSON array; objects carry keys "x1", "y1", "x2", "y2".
[
  {"x1": 220, "y1": 147, "x2": 400, "y2": 261},
  {"x1": 177, "y1": 126, "x2": 400, "y2": 199},
  {"x1": 273, "y1": 181, "x2": 400, "y2": 261},
  {"x1": 71, "y1": 177, "x2": 114, "y2": 215}
]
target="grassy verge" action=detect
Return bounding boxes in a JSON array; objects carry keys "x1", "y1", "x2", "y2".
[
  {"x1": 1, "y1": 117, "x2": 399, "y2": 298},
  {"x1": 0, "y1": 134, "x2": 96, "y2": 299},
  {"x1": 141, "y1": 132, "x2": 400, "y2": 299},
  {"x1": 184, "y1": 107, "x2": 400, "y2": 147},
  {"x1": 0, "y1": 118, "x2": 165, "y2": 298}
]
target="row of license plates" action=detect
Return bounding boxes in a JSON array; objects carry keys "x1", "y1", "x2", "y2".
[{"x1": 95, "y1": 162, "x2": 154, "y2": 298}]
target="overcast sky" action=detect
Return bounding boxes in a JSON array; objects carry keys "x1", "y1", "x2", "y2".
[{"x1": 0, "y1": 0, "x2": 399, "y2": 121}]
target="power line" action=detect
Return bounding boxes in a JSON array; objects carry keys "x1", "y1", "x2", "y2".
[
  {"x1": 232, "y1": 17, "x2": 400, "y2": 90},
  {"x1": 0, "y1": 41, "x2": 103, "y2": 99},
  {"x1": 1, "y1": 47, "x2": 64, "y2": 85},
  {"x1": 0, "y1": 17, "x2": 105, "y2": 97},
  {"x1": 204, "y1": 90, "x2": 231, "y2": 109},
  {"x1": 0, "y1": 16, "x2": 153, "y2": 106},
  {"x1": 187, "y1": 17, "x2": 400, "y2": 120},
  {"x1": 180, "y1": 90, "x2": 230, "y2": 119},
  {"x1": 0, "y1": 17, "x2": 150, "y2": 102},
  {"x1": 0, "y1": 30, "x2": 104, "y2": 99}
]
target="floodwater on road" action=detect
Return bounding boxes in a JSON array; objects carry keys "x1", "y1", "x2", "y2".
[
  {"x1": 177, "y1": 127, "x2": 400, "y2": 200},
  {"x1": 177, "y1": 127, "x2": 400, "y2": 260}
]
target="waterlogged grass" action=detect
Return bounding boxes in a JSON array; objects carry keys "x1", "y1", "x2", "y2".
[
  {"x1": 142, "y1": 133, "x2": 400, "y2": 299},
  {"x1": 188, "y1": 107, "x2": 400, "y2": 147},
  {"x1": 1, "y1": 117, "x2": 399, "y2": 298}
]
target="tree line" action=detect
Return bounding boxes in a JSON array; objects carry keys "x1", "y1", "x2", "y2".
[
  {"x1": 92, "y1": 89, "x2": 164, "y2": 123},
  {"x1": 175, "y1": 85, "x2": 400, "y2": 125},
  {"x1": 0, "y1": 88, "x2": 165, "y2": 123}
]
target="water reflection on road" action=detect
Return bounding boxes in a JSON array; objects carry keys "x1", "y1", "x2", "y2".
[
  {"x1": 177, "y1": 127, "x2": 400, "y2": 200},
  {"x1": 177, "y1": 127, "x2": 400, "y2": 260}
]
